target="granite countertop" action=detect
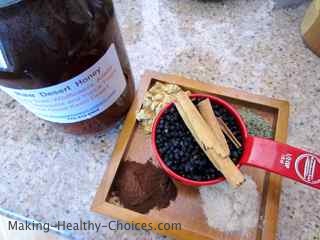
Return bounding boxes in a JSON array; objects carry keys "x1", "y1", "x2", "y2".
[{"x1": 0, "y1": 0, "x2": 319, "y2": 239}]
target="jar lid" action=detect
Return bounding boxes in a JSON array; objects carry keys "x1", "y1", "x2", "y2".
[{"x1": 0, "y1": 0, "x2": 23, "y2": 8}]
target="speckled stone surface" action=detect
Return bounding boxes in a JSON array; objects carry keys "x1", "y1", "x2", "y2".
[{"x1": 0, "y1": 0, "x2": 319, "y2": 239}]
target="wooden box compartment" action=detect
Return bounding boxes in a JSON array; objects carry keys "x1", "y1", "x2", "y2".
[{"x1": 92, "y1": 71, "x2": 289, "y2": 240}]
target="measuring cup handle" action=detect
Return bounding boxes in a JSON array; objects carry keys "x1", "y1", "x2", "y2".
[{"x1": 242, "y1": 136, "x2": 320, "y2": 190}]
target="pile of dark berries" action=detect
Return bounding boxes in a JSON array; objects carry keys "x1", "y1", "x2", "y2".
[{"x1": 155, "y1": 98, "x2": 243, "y2": 181}]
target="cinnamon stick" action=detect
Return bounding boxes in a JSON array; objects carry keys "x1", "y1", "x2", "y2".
[
  {"x1": 217, "y1": 118, "x2": 242, "y2": 149},
  {"x1": 175, "y1": 92, "x2": 245, "y2": 187},
  {"x1": 198, "y1": 99, "x2": 229, "y2": 154}
]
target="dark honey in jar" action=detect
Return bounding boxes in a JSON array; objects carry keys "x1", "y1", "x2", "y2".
[{"x1": 0, "y1": 0, "x2": 135, "y2": 134}]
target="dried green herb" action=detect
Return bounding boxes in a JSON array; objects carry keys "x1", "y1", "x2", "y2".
[{"x1": 238, "y1": 108, "x2": 273, "y2": 138}]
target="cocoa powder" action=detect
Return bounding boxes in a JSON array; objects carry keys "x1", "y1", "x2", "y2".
[{"x1": 112, "y1": 160, "x2": 177, "y2": 214}]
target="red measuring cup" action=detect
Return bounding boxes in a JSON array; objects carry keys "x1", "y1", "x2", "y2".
[{"x1": 151, "y1": 94, "x2": 320, "y2": 189}]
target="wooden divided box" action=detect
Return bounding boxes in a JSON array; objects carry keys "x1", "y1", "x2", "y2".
[{"x1": 92, "y1": 71, "x2": 289, "y2": 240}]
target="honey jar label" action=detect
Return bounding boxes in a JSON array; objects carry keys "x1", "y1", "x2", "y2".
[{"x1": 0, "y1": 44, "x2": 127, "y2": 123}]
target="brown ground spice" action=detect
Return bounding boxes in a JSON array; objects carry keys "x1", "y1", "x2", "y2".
[{"x1": 112, "y1": 160, "x2": 177, "y2": 214}]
